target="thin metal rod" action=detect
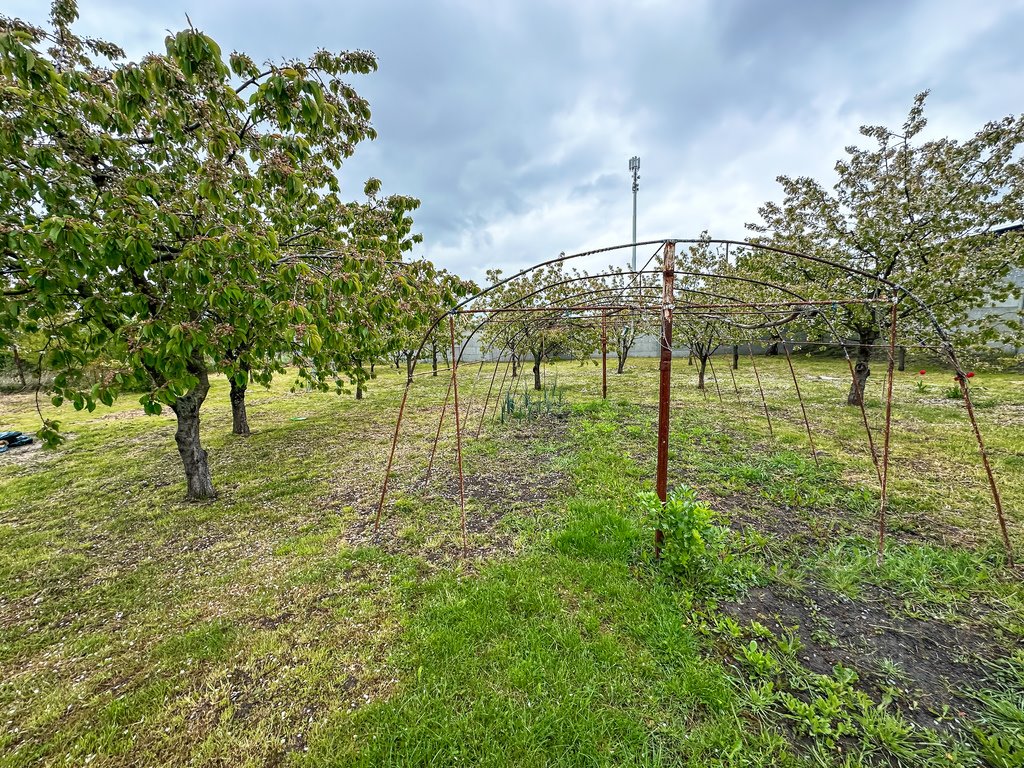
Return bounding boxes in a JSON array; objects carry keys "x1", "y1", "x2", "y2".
[
  {"x1": 601, "y1": 311, "x2": 608, "y2": 399},
  {"x1": 449, "y1": 316, "x2": 468, "y2": 557},
  {"x1": 452, "y1": 298, "x2": 887, "y2": 315},
  {"x1": 475, "y1": 355, "x2": 504, "y2": 438},
  {"x1": 726, "y1": 356, "x2": 742, "y2": 402},
  {"x1": 747, "y1": 341, "x2": 774, "y2": 439},
  {"x1": 655, "y1": 241, "x2": 676, "y2": 560},
  {"x1": 461, "y1": 304, "x2": 661, "y2": 315},
  {"x1": 374, "y1": 383, "x2": 412, "y2": 532},
  {"x1": 424, "y1": 373, "x2": 454, "y2": 485},
  {"x1": 488, "y1": 355, "x2": 515, "y2": 426},
  {"x1": 946, "y1": 346, "x2": 1014, "y2": 564},
  {"x1": 707, "y1": 355, "x2": 725, "y2": 404},
  {"x1": 460, "y1": 358, "x2": 487, "y2": 430},
  {"x1": 878, "y1": 300, "x2": 898, "y2": 564},
  {"x1": 780, "y1": 335, "x2": 819, "y2": 468},
  {"x1": 840, "y1": 339, "x2": 883, "y2": 487}
]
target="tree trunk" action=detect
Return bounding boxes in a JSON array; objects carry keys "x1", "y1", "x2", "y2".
[
  {"x1": 405, "y1": 352, "x2": 414, "y2": 384},
  {"x1": 512, "y1": 355, "x2": 518, "y2": 378},
  {"x1": 732, "y1": 344, "x2": 739, "y2": 370},
  {"x1": 431, "y1": 344, "x2": 438, "y2": 376},
  {"x1": 766, "y1": 341, "x2": 779, "y2": 356},
  {"x1": 847, "y1": 333, "x2": 876, "y2": 406},
  {"x1": 897, "y1": 346, "x2": 906, "y2": 372},
  {"x1": 354, "y1": 358, "x2": 363, "y2": 400},
  {"x1": 370, "y1": 362, "x2": 375, "y2": 376},
  {"x1": 171, "y1": 368, "x2": 216, "y2": 501},
  {"x1": 616, "y1": 330, "x2": 631, "y2": 374},
  {"x1": 12, "y1": 346, "x2": 27, "y2": 388},
  {"x1": 688, "y1": 351, "x2": 694, "y2": 366},
  {"x1": 532, "y1": 350, "x2": 542, "y2": 391},
  {"x1": 229, "y1": 370, "x2": 250, "y2": 436},
  {"x1": 697, "y1": 356, "x2": 707, "y2": 390}
]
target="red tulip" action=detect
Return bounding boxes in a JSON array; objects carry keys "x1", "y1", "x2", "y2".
[
  {"x1": 967, "y1": 371, "x2": 975, "y2": 378},
  {"x1": 918, "y1": 370, "x2": 926, "y2": 375}
]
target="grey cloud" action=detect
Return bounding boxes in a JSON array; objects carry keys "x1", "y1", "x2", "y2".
[{"x1": 8, "y1": 0, "x2": 1024, "y2": 281}]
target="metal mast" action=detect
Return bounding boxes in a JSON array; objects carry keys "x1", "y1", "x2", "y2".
[{"x1": 629, "y1": 156, "x2": 640, "y2": 272}]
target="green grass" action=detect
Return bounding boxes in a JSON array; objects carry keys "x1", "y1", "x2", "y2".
[{"x1": 1, "y1": 354, "x2": 1022, "y2": 765}]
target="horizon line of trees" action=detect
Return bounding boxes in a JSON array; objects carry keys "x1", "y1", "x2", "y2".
[{"x1": 3, "y1": 3, "x2": 1021, "y2": 500}]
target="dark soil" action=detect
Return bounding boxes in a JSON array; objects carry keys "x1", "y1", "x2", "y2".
[
  {"x1": 435, "y1": 466, "x2": 568, "y2": 511},
  {"x1": 344, "y1": 414, "x2": 571, "y2": 561},
  {"x1": 724, "y1": 582, "x2": 1001, "y2": 733},
  {"x1": 722, "y1": 494, "x2": 860, "y2": 545}
]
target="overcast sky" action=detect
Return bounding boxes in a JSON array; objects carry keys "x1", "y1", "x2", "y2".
[{"x1": 10, "y1": 0, "x2": 1024, "y2": 281}]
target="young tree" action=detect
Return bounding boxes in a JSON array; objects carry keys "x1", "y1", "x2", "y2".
[
  {"x1": 679, "y1": 318, "x2": 720, "y2": 390},
  {"x1": 674, "y1": 237, "x2": 733, "y2": 390},
  {"x1": 0, "y1": 3, "x2": 427, "y2": 498},
  {"x1": 482, "y1": 263, "x2": 596, "y2": 390},
  {"x1": 602, "y1": 266, "x2": 658, "y2": 374},
  {"x1": 747, "y1": 92, "x2": 1024, "y2": 404},
  {"x1": 480, "y1": 269, "x2": 525, "y2": 377}
]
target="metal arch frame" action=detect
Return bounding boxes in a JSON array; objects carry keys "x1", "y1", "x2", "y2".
[
  {"x1": 371, "y1": 237, "x2": 1013, "y2": 565},
  {"x1": 441, "y1": 266, "x2": 890, "y2": 495}
]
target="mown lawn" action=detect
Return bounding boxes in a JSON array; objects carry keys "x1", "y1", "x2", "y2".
[{"x1": 1, "y1": 353, "x2": 1022, "y2": 767}]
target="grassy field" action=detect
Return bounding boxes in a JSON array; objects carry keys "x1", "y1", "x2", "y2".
[{"x1": 1, "y1": 353, "x2": 1022, "y2": 767}]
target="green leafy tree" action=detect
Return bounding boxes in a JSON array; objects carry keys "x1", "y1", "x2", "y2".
[
  {"x1": 225, "y1": 181, "x2": 425, "y2": 425},
  {"x1": 381, "y1": 266, "x2": 474, "y2": 384},
  {"x1": 0, "y1": 2, "x2": 432, "y2": 498},
  {"x1": 747, "y1": 92, "x2": 1024, "y2": 404}
]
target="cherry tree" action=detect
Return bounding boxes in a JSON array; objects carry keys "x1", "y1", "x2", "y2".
[
  {"x1": 748, "y1": 93, "x2": 1024, "y2": 404},
  {"x1": 0, "y1": 2, "x2": 443, "y2": 498}
]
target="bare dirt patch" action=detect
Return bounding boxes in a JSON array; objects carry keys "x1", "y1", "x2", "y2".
[
  {"x1": 344, "y1": 414, "x2": 572, "y2": 562},
  {"x1": 724, "y1": 582, "x2": 1001, "y2": 732},
  {"x1": 721, "y1": 494, "x2": 860, "y2": 545}
]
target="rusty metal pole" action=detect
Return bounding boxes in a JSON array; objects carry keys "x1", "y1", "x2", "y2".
[
  {"x1": 878, "y1": 298, "x2": 898, "y2": 564},
  {"x1": 780, "y1": 335, "x2": 820, "y2": 468},
  {"x1": 424, "y1": 373, "x2": 454, "y2": 485},
  {"x1": 726, "y1": 354, "x2": 742, "y2": 403},
  {"x1": 487, "y1": 355, "x2": 514, "y2": 426},
  {"x1": 707, "y1": 355, "x2": 725, "y2": 404},
  {"x1": 460, "y1": 358, "x2": 486, "y2": 430},
  {"x1": 475, "y1": 353, "x2": 503, "y2": 438},
  {"x1": 601, "y1": 311, "x2": 608, "y2": 399},
  {"x1": 841, "y1": 344, "x2": 883, "y2": 486},
  {"x1": 375, "y1": 382, "x2": 413, "y2": 533},
  {"x1": 955, "y1": 362, "x2": 1014, "y2": 565},
  {"x1": 747, "y1": 341, "x2": 774, "y2": 439},
  {"x1": 448, "y1": 315, "x2": 468, "y2": 557},
  {"x1": 655, "y1": 241, "x2": 676, "y2": 560}
]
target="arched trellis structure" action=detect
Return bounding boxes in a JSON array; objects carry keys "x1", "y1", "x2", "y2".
[{"x1": 374, "y1": 238, "x2": 1013, "y2": 566}]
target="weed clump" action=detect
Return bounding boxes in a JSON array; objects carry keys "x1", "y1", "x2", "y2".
[
  {"x1": 499, "y1": 380, "x2": 566, "y2": 423},
  {"x1": 639, "y1": 486, "x2": 728, "y2": 578}
]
